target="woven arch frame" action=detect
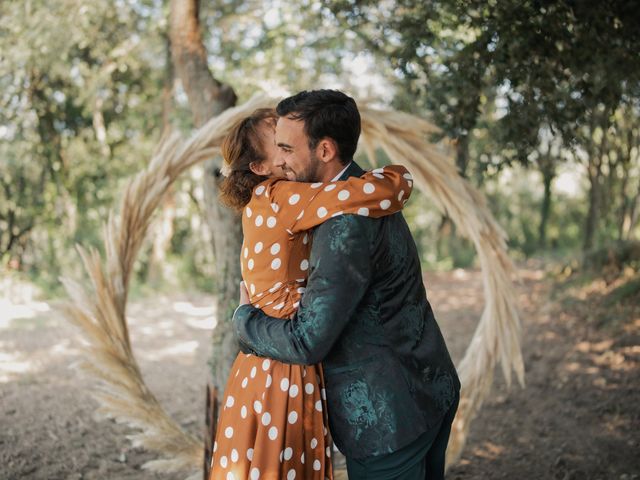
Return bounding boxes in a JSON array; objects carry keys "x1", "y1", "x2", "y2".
[{"x1": 61, "y1": 94, "x2": 524, "y2": 478}]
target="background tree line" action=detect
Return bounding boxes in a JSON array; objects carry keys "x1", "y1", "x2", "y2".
[{"x1": 1, "y1": 0, "x2": 639, "y2": 294}]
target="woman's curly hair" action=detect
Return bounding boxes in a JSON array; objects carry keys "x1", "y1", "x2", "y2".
[{"x1": 219, "y1": 108, "x2": 277, "y2": 211}]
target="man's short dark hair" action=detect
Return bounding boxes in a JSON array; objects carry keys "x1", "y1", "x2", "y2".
[{"x1": 276, "y1": 89, "x2": 361, "y2": 165}]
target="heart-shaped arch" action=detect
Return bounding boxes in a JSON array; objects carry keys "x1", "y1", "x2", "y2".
[{"x1": 61, "y1": 93, "x2": 523, "y2": 478}]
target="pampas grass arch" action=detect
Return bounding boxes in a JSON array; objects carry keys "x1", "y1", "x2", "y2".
[{"x1": 61, "y1": 93, "x2": 524, "y2": 479}]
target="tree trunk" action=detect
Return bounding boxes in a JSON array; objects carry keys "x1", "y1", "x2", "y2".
[
  {"x1": 170, "y1": 0, "x2": 240, "y2": 379},
  {"x1": 455, "y1": 134, "x2": 470, "y2": 178},
  {"x1": 434, "y1": 135, "x2": 469, "y2": 257},
  {"x1": 161, "y1": 33, "x2": 175, "y2": 134},
  {"x1": 584, "y1": 151, "x2": 603, "y2": 252},
  {"x1": 168, "y1": 1, "x2": 239, "y2": 476},
  {"x1": 583, "y1": 111, "x2": 611, "y2": 252},
  {"x1": 169, "y1": 0, "x2": 236, "y2": 125},
  {"x1": 621, "y1": 185, "x2": 640, "y2": 240},
  {"x1": 538, "y1": 153, "x2": 555, "y2": 249},
  {"x1": 617, "y1": 127, "x2": 637, "y2": 241},
  {"x1": 149, "y1": 34, "x2": 177, "y2": 285}
]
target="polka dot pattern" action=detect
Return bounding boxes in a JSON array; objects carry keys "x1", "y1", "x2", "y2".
[
  {"x1": 288, "y1": 193, "x2": 300, "y2": 205},
  {"x1": 288, "y1": 411, "x2": 298, "y2": 424},
  {"x1": 289, "y1": 384, "x2": 299, "y2": 398},
  {"x1": 284, "y1": 447, "x2": 293, "y2": 460},
  {"x1": 239, "y1": 167, "x2": 411, "y2": 306},
  {"x1": 280, "y1": 378, "x2": 290, "y2": 392},
  {"x1": 262, "y1": 412, "x2": 271, "y2": 426}
]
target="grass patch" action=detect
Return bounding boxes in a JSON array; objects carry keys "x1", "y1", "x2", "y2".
[{"x1": 604, "y1": 274, "x2": 640, "y2": 307}]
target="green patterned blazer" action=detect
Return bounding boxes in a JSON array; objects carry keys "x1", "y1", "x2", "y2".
[{"x1": 233, "y1": 162, "x2": 460, "y2": 459}]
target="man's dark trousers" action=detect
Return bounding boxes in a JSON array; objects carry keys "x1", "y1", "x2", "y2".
[{"x1": 346, "y1": 395, "x2": 459, "y2": 480}]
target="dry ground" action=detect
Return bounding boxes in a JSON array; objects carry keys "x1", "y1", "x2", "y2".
[{"x1": 1, "y1": 265, "x2": 638, "y2": 479}]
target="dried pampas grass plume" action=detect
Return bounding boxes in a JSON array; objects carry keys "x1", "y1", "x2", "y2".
[{"x1": 61, "y1": 93, "x2": 523, "y2": 478}]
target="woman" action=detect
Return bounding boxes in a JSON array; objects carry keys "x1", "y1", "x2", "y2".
[{"x1": 210, "y1": 108, "x2": 413, "y2": 480}]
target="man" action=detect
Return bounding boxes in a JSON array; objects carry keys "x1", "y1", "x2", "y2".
[{"x1": 233, "y1": 89, "x2": 460, "y2": 479}]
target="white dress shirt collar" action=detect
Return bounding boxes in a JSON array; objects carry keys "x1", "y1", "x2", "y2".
[{"x1": 331, "y1": 162, "x2": 352, "y2": 182}]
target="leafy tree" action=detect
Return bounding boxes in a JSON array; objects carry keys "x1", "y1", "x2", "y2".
[
  {"x1": 0, "y1": 0, "x2": 167, "y2": 284},
  {"x1": 328, "y1": 0, "x2": 640, "y2": 252}
]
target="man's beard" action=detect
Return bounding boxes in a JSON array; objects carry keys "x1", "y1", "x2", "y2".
[{"x1": 284, "y1": 151, "x2": 322, "y2": 182}]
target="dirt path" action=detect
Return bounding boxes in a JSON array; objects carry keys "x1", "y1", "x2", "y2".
[
  {"x1": 435, "y1": 268, "x2": 639, "y2": 480},
  {"x1": 1, "y1": 267, "x2": 637, "y2": 479}
]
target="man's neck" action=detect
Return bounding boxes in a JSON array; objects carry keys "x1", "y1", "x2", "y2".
[{"x1": 321, "y1": 161, "x2": 350, "y2": 182}]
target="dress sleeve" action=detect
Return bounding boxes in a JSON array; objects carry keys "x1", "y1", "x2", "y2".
[
  {"x1": 234, "y1": 215, "x2": 373, "y2": 365},
  {"x1": 267, "y1": 165, "x2": 414, "y2": 233}
]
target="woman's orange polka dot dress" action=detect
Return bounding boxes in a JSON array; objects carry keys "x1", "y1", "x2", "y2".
[{"x1": 209, "y1": 165, "x2": 414, "y2": 480}]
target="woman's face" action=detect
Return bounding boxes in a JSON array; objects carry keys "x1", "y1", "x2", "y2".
[{"x1": 256, "y1": 121, "x2": 286, "y2": 178}]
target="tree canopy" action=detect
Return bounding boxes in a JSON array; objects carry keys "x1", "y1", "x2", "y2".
[{"x1": 1, "y1": 0, "x2": 639, "y2": 288}]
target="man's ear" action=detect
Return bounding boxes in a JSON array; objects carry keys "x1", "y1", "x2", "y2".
[
  {"x1": 315, "y1": 138, "x2": 338, "y2": 164},
  {"x1": 249, "y1": 161, "x2": 269, "y2": 176}
]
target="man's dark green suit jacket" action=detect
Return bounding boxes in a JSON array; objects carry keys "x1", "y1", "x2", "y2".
[{"x1": 233, "y1": 162, "x2": 460, "y2": 459}]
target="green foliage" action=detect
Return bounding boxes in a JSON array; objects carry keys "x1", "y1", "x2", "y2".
[
  {"x1": 329, "y1": 0, "x2": 640, "y2": 255},
  {"x1": 0, "y1": 0, "x2": 166, "y2": 289},
  {"x1": 200, "y1": 0, "x2": 361, "y2": 100},
  {"x1": 1, "y1": 0, "x2": 639, "y2": 297}
]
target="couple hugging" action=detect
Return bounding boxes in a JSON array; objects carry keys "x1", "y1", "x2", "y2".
[{"x1": 209, "y1": 89, "x2": 460, "y2": 480}]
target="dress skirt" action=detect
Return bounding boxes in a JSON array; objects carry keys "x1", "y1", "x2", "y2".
[{"x1": 209, "y1": 352, "x2": 333, "y2": 480}]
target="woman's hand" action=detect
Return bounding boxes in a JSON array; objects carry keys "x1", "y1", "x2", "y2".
[{"x1": 239, "y1": 281, "x2": 250, "y2": 306}]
